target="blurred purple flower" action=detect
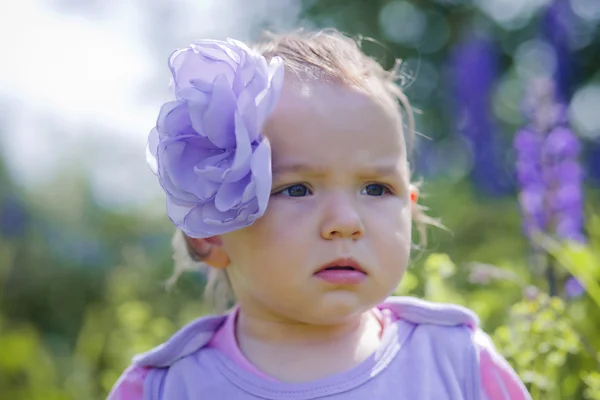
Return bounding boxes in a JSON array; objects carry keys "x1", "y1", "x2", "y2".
[
  {"x1": 543, "y1": 160, "x2": 582, "y2": 187},
  {"x1": 147, "y1": 39, "x2": 284, "y2": 238},
  {"x1": 541, "y1": 0, "x2": 576, "y2": 101},
  {"x1": 0, "y1": 194, "x2": 29, "y2": 238},
  {"x1": 588, "y1": 143, "x2": 600, "y2": 184},
  {"x1": 514, "y1": 129, "x2": 544, "y2": 187},
  {"x1": 514, "y1": 77, "x2": 585, "y2": 243},
  {"x1": 523, "y1": 285, "x2": 542, "y2": 301},
  {"x1": 555, "y1": 217, "x2": 585, "y2": 243},
  {"x1": 449, "y1": 35, "x2": 510, "y2": 195},
  {"x1": 541, "y1": 0, "x2": 600, "y2": 186},
  {"x1": 517, "y1": 185, "x2": 548, "y2": 236},
  {"x1": 564, "y1": 277, "x2": 585, "y2": 298},
  {"x1": 468, "y1": 262, "x2": 520, "y2": 285},
  {"x1": 544, "y1": 126, "x2": 581, "y2": 160}
]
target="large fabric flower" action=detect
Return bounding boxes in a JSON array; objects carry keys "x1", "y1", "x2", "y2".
[{"x1": 147, "y1": 39, "x2": 284, "y2": 238}]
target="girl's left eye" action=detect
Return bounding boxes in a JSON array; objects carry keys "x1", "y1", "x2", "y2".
[
  {"x1": 361, "y1": 183, "x2": 392, "y2": 196},
  {"x1": 274, "y1": 184, "x2": 312, "y2": 197}
]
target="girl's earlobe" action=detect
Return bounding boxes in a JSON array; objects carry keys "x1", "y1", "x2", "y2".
[
  {"x1": 409, "y1": 184, "x2": 419, "y2": 204},
  {"x1": 184, "y1": 235, "x2": 230, "y2": 269}
]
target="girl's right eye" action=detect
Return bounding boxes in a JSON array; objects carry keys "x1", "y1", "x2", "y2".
[{"x1": 273, "y1": 184, "x2": 312, "y2": 197}]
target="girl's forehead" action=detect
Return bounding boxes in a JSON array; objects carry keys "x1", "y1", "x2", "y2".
[
  {"x1": 272, "y1": 77, "x2": 388, "y2": 114},
  {"x1": 265, "y1": 79, "x2": 407, "y2": 174},
  {"x1": 268, "y1": 78, "x2": 400, "y2": 131}
]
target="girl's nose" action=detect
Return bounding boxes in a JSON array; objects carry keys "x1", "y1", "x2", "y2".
[{"x1": 319, "y1": 193, "x2": 365, "y2": 240}]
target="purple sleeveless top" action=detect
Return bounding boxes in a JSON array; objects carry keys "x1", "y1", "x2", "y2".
[{"x1": 108, "y1": 297, "x2": 531, "y2": 399}]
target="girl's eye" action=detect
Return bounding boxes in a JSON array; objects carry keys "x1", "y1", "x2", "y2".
[
  {"x1": 275, "y1": 184, "x2": 311, "y2": 197},
  {"x1": 361, "y1": 183, "x2": 391, "y2": 196}
]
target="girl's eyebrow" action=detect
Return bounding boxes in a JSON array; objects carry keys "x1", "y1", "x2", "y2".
[
  {"x1": 356, "y1": 165, "x2": 401, "y2": 178},
  {"x1": 272, "y1": 163, "x2": 326, "y2": 176},
  {"x1": 272, "y1": 163, "x2": 400, "y2": 177}
]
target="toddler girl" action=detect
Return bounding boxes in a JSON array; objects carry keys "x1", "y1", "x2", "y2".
[{"x1": 108, "y1": 29, "x2": 531, "y2": 399}]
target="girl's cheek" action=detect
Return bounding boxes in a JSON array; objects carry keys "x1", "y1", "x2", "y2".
[{"x1": 267, "y1": 197, "x2": 317, "y2": 216}]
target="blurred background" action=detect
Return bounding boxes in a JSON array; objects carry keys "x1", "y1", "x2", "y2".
[{"x1": 0, "y1": 0, "x2": 599, "y2": 399}]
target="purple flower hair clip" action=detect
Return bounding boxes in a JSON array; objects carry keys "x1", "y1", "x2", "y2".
[{"x1": 147, "y1": 39, "x2": 285, "y2": 238}]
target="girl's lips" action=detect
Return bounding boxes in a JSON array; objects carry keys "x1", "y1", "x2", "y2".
[
  {"x1": 314, "y1": 257, "x2": 367, "y2": 285},
  {"x1": 314, "y1": 269, "x2": 367, "y2": 285},
  {"x1": 315, "y1": 257, "x2": 366, "y2": 274}
]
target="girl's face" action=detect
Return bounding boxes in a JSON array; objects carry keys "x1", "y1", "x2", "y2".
[{"x1": 220, "y1": 78, "x2": 412, "y2": 324}]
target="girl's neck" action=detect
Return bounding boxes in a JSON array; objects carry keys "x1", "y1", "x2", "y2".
[{"x1": 234, "y1": 307, "x2": 383, "y2": 382}]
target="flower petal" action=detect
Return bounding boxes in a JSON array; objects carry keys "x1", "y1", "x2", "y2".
[
  {"x1": 190, "y1": 79, "x2": 215, "y2": 92},
  {"x1": 148, "y1": 128, "x2": 159, "y2": 157},
  {"x1": 181, "y1": 204, "x2": 227, "y2": 238},
  {"x1": 194, "y1": 151, "x2": 230, "y2": 181},
  {"x1": 226, "y1": 38, "x2": 253, "y2": 55},
  {"x1": 232, "y1": 50, "x2": 252, "y2": 94},
  {"x1": 237, "y1": 198, "x2": 260, "y2": 222},
  {"x1": 147, "y1": 128, "x2": 160, "y2": 174},
  {"x1": 214, "y1": 176, "x2": 251, "y2": 212},
  {"x1": 195, "y1": 41, "x2": 241, "y2": 67},
  {"x1": 222, "y1": 112, "x2": 252, "y2": 183},
  {"x1": 255, "y1": 56, "x2": 285, "y2": 128},
  {"x1": 180, "y1": 88, "x2": 211, "y2": 138},
  {"x1": 156, "y1": 100, "x2": 190, "y2": 139},
  {"x1": 157, "y1": 144, "x2": 193, "y2": 199},
  {"x1": 159, "y1": 141, "x2": 197, "y2": 193},
  {"x1": 166, "y1": 196, "x2": 195, "y2": 228},
  {"x1": 169, "y1": 46, "x2": 236, "y2": 91},
  {"x1": 235, "y1": 56, "x2": 270, "y2": 141},
  {"x1": 201, "y1": 202, "x2": 238, "y2": 225},
  {"x1": 202, "y1": 74, "x2": 237, "y2": 148},
  {"x1": 241, "y1": 179, "x2": 256, "y2": 203},
  {"x1": 250, "y1": 139, "x2": 272, "y2": 214},
  {"x1": 161, "y1": 138, "x2": 222, "y2": 200}
]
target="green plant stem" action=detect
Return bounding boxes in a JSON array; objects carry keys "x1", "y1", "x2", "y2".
[{"x1": 546, "y1": 262, "x2": 557, "y2": 297}]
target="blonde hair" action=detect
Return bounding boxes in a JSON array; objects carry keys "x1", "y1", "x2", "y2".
[
  {"x1": 170, "y1": 28, "x2": 440, "y2": 312},
  {"x1": 256, "y1": 29, "x2": 415, "y2": 151}
]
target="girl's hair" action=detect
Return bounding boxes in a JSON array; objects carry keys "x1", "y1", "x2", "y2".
[{"x1": 169, "y1": 28, "x2": 440, "y2": 312}]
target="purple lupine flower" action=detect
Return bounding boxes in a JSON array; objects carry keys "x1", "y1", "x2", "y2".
[
  {"x1": 514, "y1": 77, "x2": 585, "y2": 243},
  {"x1": 541, "y1": 0, "x2": 576, "y2": 102},
  {"x1": 514, "y1": 128, "x2": 547, "y2": 235},
  {"x1": 544, "y1": 126, "x2": 585, "y2": 242},
  {"x1": 565, "y1": 277, "x2": 585, "y2": 298},
  {"x1": 448, "y1": 35, "x2": 510, "y2": 195},
  {"x1": 542, "y1": 0, "x2": 600, "y2": 188}
]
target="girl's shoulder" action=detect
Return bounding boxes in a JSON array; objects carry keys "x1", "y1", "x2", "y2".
[
  {"x1": 107, "y1": 313, "x2": 227, "y2": 400},
  {"x1": 383, "y1": 296, "x2": 531, "y2": 400},
  {"x1": 381, "y1": 296, "x2": 479, "y2": 329},
  {"x1": 133, "y1": 313, "x2": 226, "y2": 367}
]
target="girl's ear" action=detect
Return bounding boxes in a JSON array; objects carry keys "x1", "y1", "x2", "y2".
[
  {"x1": 409, "y1": 184, "x2": 419, "y2": 204},
  {"x1": 184, "y1": 235, "x2": 230, "y2": 269}
]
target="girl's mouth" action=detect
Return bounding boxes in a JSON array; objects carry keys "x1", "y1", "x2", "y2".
[{"x1": 314, "y1": 258, "x2": 367, "y2": 285}]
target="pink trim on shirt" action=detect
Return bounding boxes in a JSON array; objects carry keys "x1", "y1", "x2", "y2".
[
  {"x1": 475, "y1": 329, "x2": 531, "y2": 400},
  {"x1": 206, "y1": 306, "x2": 392, "y2": 381},
  {"x1": 206, "y1": 306, "x2": 277, "y2": 381},
  {"x1": 107, "y1": 365, "x2": 150, "y2": 400}
]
